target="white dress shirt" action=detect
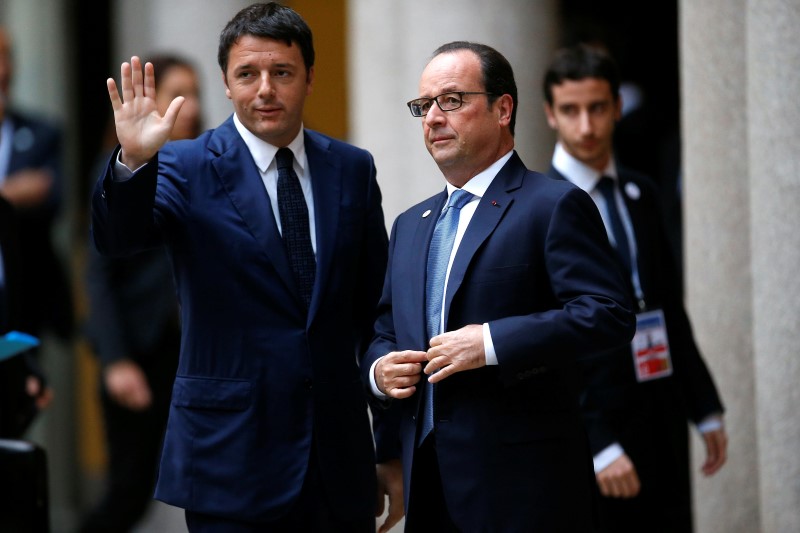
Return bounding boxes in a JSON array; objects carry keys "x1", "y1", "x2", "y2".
[{"x1": 369, "y1": 150, "x2": 513, "y2": 397}]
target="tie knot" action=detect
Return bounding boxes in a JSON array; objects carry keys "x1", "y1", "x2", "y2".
[
  {"x1": 596, "y1": 176, "x2": 616, "y2": 195},
  {"x1": 276, "y1": 147, "x2": 294, "y2": 171},
  {"x1": 447, "y1": 188, "x2": 473, "y2": 210}
]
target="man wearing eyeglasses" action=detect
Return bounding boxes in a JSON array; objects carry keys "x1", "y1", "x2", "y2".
[{"x1": 362, "y1": 41, "x2": 636, "y2": 531}]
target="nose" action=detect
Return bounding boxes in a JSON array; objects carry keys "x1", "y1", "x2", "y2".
[
  {"x1": 257, "y1": 72, "x2": 274, "y2": 99},
  {"x1": 424, "y1": 102, "x2": 446, "y2": 127},
  {"x1": 578, "y1": 110, "x2": 592, "y2": 135}
]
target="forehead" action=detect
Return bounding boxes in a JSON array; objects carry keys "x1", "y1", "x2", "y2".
[
  {"x1": 551, "y1": 77, "x2": 614, "y2": 104},
  {"x1": 228, "y1": 35, "x2": 303, "y2": 70},
  {"x1": 419, "y1": 50, "x2": 482, "y2": 95}
]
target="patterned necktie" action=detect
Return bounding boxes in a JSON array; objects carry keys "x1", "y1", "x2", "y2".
[
  {"x1": 419, "y1": 188, "x2": 474, "y2": 445},
  {"x1": 597, "y1": 176, "x2": 632, "y2": 277},
  {"x1": 276, "y1": 147, "x2": 315, "y2": 309}
]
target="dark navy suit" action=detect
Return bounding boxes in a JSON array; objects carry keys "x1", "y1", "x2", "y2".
[
  {"x1": 548, "y1": 165, "x2": 724, "y2": 533},
  {"x1": 91, "y1": 116, "x2": 388, "y2": 525},
  {"x1": 364, "y1": 152, "x2": 635, "y2": 532}
]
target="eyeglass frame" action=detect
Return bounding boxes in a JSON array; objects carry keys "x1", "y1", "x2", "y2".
[{"x1": 406, "y1": 91, "x2": 498, "y2": 117}]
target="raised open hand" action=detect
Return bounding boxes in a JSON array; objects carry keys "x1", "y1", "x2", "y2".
[{"x1": 106, "y1": 56, "x2": 185, "y2": 169}]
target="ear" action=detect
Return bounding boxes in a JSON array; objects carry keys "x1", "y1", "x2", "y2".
[
  {"x1": 496, "y1": 93, "x2": 513, "y2": 126},
  {"x1": 614, "y1": 94, "x2": 623, "y2": 121},
  {"x1": 543, "y1": 102, "x2": 557, "y2": 129},
  {"x1": 306, "y1": 66, "x2": 315, "y2": 96},
  {"x1": 222, "y1": 71, "x2": 231, "y2": 100}
]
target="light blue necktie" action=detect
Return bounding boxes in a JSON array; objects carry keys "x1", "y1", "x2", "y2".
[{"x1": 419, "y1": 188, "x2": 473, "y2": 446}]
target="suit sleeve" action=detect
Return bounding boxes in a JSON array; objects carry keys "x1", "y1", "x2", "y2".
[
  {"x1": 489, "y1": 187, "x2": 636, "y2": 383},
  {"x1": 361, "y1": 217, "x2": 402, "y2": 462},
  {"x1": 90, "y1": 146, "x2": 162, "y2": 257}
]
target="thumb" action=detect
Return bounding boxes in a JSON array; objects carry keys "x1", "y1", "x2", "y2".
[{"x1": 163, "y1": 95, "x2": 186, "y2": 123}]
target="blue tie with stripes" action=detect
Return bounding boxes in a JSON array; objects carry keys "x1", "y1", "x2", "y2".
[{"x1": 419, "y1": 188, "x2": 473, "y2": 445}]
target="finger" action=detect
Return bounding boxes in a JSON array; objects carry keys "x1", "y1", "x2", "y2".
[
  {"x1": 143, "y1": 61, "x2": 156, "y2": 100},
  {"x1": 131, "y1": 56, "x2": 143, "y2": 98},
  {"x1": 427, "y1": 364, "x2": 454, "y2": 383},
  {"x1": 702, "y1": 431, "x2": 727, "y2": 475},
  {"x1": 162, "y1": 96, "x2": 186, "y2": 126},
  {"x1": 120, "y1": 61, "x2": 133, "y2": 103},
  {"x1": 379, "y1": 507, "x2": 404, "y2": 533},
  {"x1": 107, "y1": 78, "x2": 121, "y2": 111},
  {"x1": 386, "y1": 385, "x2": 417, "y2": 400},
  {"x1": 597, "y1": 477, "x2": 612, "y2": 497},
  {"x1": 619, "y1": 472, "x2": 640, "y2": 498},
  {"x1": 374, "y1": 491, "x2": 385, "y2": 517}
]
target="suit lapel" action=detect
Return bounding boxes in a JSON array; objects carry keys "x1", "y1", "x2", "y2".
[
  {"x1": 305, "y1": 132, "x2": 340, "y2": 323},
  {"x1": 414, "y1": 191, "x2": 447, "y2": 344},
  {"x1": 443, "y1": 154, "x2": 522, "y2": 326},
  {"x1": 210, "y1": 119, "x2": 297, "y2": 300}
]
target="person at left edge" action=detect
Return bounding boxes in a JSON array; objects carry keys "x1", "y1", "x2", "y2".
[
  {"x1": 0, "y1": 26, "x2": 74, "y2": 342},
  {"x1": 89, "y1": 3, "x2": 399, "y2": 531}
]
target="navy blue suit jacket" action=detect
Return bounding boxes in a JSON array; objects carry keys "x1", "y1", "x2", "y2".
[
  {"x1": 548, "y1": 164, "x2": 724, "y2": 472},
  {"x1": 364, "y1": 152, "x2": 635, "y2": 531},
  {"x1": 91, "y1": 116, "x2": 388, "y2": 523}
]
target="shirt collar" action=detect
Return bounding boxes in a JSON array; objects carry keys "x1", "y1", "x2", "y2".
[
  {"x1": 552, "y1": 142, "x2": 617, "y2": 193},
  {"x1": 233, "y1": 113, "x2": 306, "y2": 173},
  {"x1": 445, "y1": 149, "x2": 514, "y2": 199}
]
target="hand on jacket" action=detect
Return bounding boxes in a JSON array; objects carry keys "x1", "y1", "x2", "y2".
[
  {"x1": 426, "y1": 324, "x2": 485, "y2": 383},
  {"x1": 374, "y1": 350, "x2": 427, "y2": 399},
  {"x1": 597, "y1": 453, "x2": 641, "y2": 498}
]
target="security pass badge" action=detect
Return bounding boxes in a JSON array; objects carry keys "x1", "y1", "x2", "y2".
[{"x1": 631, "y1": 309, "x2": 672, "y2": 382}]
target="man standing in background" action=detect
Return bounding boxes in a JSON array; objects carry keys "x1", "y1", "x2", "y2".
[
  {"x1": 542, "y1": 42, "x2": 727, "y2": 532},
  {"x1": 0, "y1": 26, "x2": 73, "y2": 343}
]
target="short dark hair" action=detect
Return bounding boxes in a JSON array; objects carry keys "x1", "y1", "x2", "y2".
[
  {"x1": 217, "y1": 2, "x2": 314, "y2": 76},
  {"x1": 432, "y1": 41, "x2": 518, "y2": 136},
  {"x1": 542, "y1": 43, "x2": 620, "y2": 106}
]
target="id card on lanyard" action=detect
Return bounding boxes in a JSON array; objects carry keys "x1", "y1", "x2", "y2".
[{"x1": 631, "y1": 309, "x2": 672, "y2": 382}]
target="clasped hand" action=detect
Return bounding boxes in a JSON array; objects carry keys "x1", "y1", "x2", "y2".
[
  {"x1": 375, "y1": 324, "x2": 485, "y2": 398},
  {"x1": 107, "y1": 56, "x2": 185, "y2": 169}
]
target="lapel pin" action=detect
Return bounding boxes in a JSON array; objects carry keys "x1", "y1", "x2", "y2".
[
  {"x1": 491, "y1": 200, "x2": 499, "y2": 207},
  {"x1": 422, "y1": 209, "x2": 432, "y2": 218},
  {"x1": 624, "y1": 182, "x2": 641, "y2": 200}
]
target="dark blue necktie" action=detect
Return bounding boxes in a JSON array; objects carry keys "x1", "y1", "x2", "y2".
[
  {"x1": 276, "y1": 147, "x2": 315, "y2": 309},
  {"x1": 419, "y1": 188, "x2": 473, "y2": 445},
  {"x1": 597, "y1": 176, "x2": 632, "y2": 277}
]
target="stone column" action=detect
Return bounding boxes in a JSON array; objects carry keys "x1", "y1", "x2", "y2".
[
  {"x1": 748, "y1": 1, "x2": 800, "y2": 532},
  {"x1": 683, "y1": 0, "x2": 800, "y2": 531},
  {"x1": 348, "y1": 0, "x2": 559, "y2": 225}
]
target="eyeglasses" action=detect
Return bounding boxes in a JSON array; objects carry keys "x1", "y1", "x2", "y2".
[{"x1": 406, "y1": 91, "x2": 497, "y2": 117}]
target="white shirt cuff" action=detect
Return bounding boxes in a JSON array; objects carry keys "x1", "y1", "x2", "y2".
[
  {"x1": 593, "y1": 443, "x2": 624, "y2": 473},
  {"x1": 483, "y1": 323, "x2": 497, "y2": 365},
  {"x1": 369, "y1": 357, "x2": 387, "y2": 399},
  {"x1": 697, "y1": 414, "x2": 724, "y2": 433}
]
